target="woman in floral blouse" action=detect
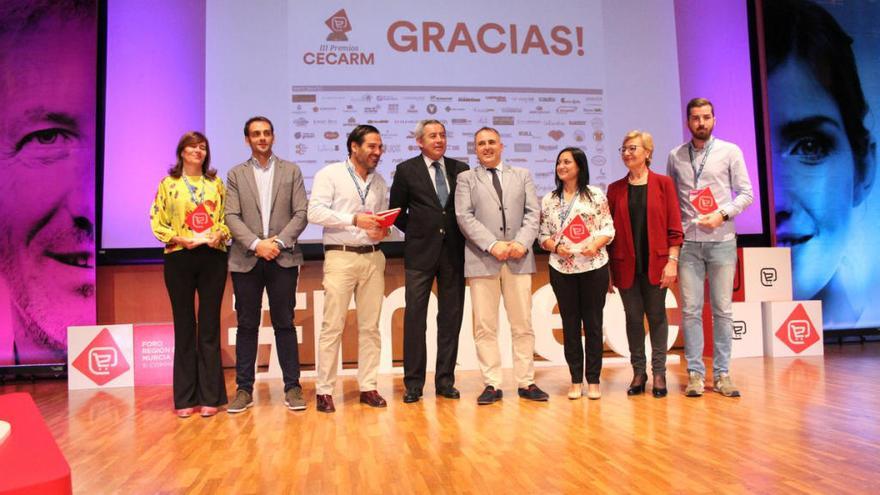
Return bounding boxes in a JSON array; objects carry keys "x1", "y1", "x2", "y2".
[
  {"x1": 538, "y1": 147, "x2": 615, "y2": 400},
  {"x1": 150, "y1": 131, "x2": 230, "y2": 418}
]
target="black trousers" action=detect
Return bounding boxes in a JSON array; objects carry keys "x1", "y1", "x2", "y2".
[
  {"x1": 402, "y1": 242, "x2": 465, "y2": 391},
  {"x1": 231, "y1": 259, "x2": 301, "y2": 393},
  {"x1": 548, "y1": 264, "x2": 609, "y2": 384},
  {"x1": 619, "y1": 273, "x2": 669, "y2": 375},
  {"x1": 163, "y1": 246, "x2": 229, "y2": 409}
]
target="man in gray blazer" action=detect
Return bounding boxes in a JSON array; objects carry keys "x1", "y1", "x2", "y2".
[
  {"x1": 225, "y1": 116, "x2": 309, "y2": 413},
  {"x1": 455, "y1": 127, "x2": 549, "y2": 404}
]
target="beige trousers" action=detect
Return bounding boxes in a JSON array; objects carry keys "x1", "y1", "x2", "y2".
[
  {"x1": 468, "y1": 263, "x2": 535, "y2": 389},
  {"x1": 316, "y1": 250, "x2": 385, "y2": 395}
]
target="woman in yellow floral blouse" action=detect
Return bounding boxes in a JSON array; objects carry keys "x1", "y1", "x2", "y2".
[{"x1": 150, "y1": 131, "x2": 230, "y2": 418}]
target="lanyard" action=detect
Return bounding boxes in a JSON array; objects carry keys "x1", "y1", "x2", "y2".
[
  {"x1": 182, "y1": 175, "x2": 205, "y2": 205},
  {"x1": 687, "y1": 137, "x2": 714, "y2": 189},
  {"x1": 559, "y1": 193, "x2": 578, "y2": 227},
  {"x1": 346, "y1": 163, "x2": 372, "y2": 207}
]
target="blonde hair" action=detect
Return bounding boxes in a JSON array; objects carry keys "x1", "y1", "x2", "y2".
[{"x1": 622, "y1": 130, "x2": 654, "y2": 166}]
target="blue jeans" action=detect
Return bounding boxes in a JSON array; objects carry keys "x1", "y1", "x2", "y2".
[{"x1": 679, "y1": 239, "x2": 737, "y2": 377}]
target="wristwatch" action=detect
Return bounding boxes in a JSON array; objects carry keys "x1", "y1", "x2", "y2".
[{"x1": 719, "y1": 209, "x2": 730, "y2": 222}]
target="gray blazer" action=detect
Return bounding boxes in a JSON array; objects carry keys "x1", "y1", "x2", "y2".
[
  {"x1": 454, "y1": 164, "x2": 539, "y2": 277},
  {"x1": 225, "y1": 158, "x2": 308, "y2": 272}
]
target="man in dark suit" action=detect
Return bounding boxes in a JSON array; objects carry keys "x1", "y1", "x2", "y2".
[
  {"x1": 389, "y1": 119, "x2": 469, "y2": 403},
  {"x1": 225, "y1": 116, "x2": 309, "y2": 413}
]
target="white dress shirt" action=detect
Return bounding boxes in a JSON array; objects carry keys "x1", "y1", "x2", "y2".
[
  {"x1": 422, "y1": 155, "x2": 449, "y2": 194},
  {"x1": 247, "y1": 155, "x2": 284, "y2": 251},
  {"x1": 308, "y1": 159, "x2": 389, "y2": 246}
]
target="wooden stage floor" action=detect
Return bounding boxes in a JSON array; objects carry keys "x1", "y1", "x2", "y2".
[{"x1": 3, "y1": 343, "x2": 879, "y2": 494}]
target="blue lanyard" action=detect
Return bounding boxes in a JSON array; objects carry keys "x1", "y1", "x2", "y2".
[
  {"x1": 346, "y1": 163, "x2": 372, "y2": 207},
  {"x1": 559, "y1": 193, "x2": 577, "y2": 227},
  {"x1": 182, "y1": 175, "x2": 205, "y2": 205},
  {"x1": 687, "y1": 137, "x2": 714, "y2": 189}
]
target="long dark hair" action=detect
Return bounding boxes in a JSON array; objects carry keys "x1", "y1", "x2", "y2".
[
  {"x1": 552, "y1": 147, "x2": 593, "y2": 202},
  {"x1": 168, "y1": 131, "x2": 218, "y2": 179}
]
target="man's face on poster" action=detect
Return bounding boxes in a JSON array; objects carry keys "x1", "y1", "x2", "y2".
[{"x1": 0, "y1": 14, "x2": 97, "y2": 360}]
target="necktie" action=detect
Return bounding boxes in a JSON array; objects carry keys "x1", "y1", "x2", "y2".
[
  {"x1": 432, "y1": 161, "x2": 448, "y2": 206},
  {"x1": 489, "y1": 168, "x2": 507, "y2": 235}
]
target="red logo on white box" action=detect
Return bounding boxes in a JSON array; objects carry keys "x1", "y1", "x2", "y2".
[
  {"x1": 72, "y1": 328, "x2": 131, "y2": 386},
  {"x1": 775, "y1": 303, "x2": 819, "y2": 354}
]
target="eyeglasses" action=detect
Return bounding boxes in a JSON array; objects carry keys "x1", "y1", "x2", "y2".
[{"x1": 619, "y1": 145, "x2": 642, "y2": 154}]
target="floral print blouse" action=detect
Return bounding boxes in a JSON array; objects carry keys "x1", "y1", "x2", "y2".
[{"x1": 538, "y1": 185, "x2": 615, "y2": 274}]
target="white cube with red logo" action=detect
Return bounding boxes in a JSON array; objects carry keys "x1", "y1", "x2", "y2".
[
  {"x1": 761, "y1": 301, "x2": 823, "y2": 357},
  {"x1": 67, "y1": 324, "x2": 135, "y2": 390}
]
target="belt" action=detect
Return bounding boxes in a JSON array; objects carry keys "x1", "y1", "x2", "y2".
[{"x1": 324, "y1": 244, "x2": 378, "y2": 254}]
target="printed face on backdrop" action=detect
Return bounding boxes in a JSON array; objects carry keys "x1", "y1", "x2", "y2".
[
  {"x1": 769, "y1": 58, "x2": 864, "y2": 299},
  {"x1": 0, "y1": 11, "x2": 97, "y2": 362},
  {"x1": 417, "y1": 123, "x2": 447, "y2": 161}
]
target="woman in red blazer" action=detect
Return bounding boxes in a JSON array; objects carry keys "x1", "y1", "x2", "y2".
[{"x1": 607, "y1": 131, "x2": 683, "y2": 398}]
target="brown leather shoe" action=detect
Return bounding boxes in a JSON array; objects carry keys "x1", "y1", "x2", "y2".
[
  {"x1": 316, "y1": 394, "x2": 335, "y2": 413},
  {"x1": 359, "y1": 390, "x2": 387, "y2": 408}
]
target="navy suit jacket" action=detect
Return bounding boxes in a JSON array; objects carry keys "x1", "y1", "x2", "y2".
[{"x1": 389, "y1": 155, "x2": 469, "y2": 271}]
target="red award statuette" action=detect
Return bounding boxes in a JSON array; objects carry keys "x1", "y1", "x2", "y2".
[
  {"x1": 185, "y1": 203, "x2": 214, "y2": 244},
  {"x1": 376, "y1": 208, "x2": 401, "y2": 228},
  {"x1": 561, "y1": 214, "x2": 590, "y2": 244},
  {"x1": 689, "y1": 187, "x2": 718, "y2": 215}
]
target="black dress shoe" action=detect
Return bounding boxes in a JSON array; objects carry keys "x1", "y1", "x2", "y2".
[
  {"x1": 517, "y1": 384, "x2": 549, "y2": 401},
  {"x1": 652, "y1": 374, "x2": 668, "y2": 398},
  {"x1": 477, "y1": 386, "x2": 503, "y2": 405},
  {"x1": 627, "y1": 373, "x2": 648, "y2": 396},
  {"x1": 436, "y1": 387, "x2": 461, "y2": 399},
  {"x1": 403, "y1": 389, "x2": 423, "y2": 403}
]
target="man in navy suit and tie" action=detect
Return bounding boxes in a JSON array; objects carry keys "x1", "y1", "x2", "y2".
[{"x1": 390, "y1": 120, "x2": 469, "y2": 403}]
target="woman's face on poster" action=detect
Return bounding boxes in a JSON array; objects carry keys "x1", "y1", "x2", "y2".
[{"x1": 769, "y1": 57, "x2": 862, "y2": 299}]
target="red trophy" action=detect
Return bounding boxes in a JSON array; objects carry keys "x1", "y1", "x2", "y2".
[
  {"x1": 376, "y1": 208, "x2": 401, "y2": 228},
  {"x1": 184, "y1": 203, "x2": 214, "y2": 244},
  {"x1": 689, "y1": 187, "x2": 718, "y2": 215},
  {"x1": 561, "y1": 214, "x2": 591, "y2": 244}
]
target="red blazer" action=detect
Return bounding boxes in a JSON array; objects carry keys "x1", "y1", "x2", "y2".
[{"x1": 606, "y1": 170, "x2": 683, "y2": 289}]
